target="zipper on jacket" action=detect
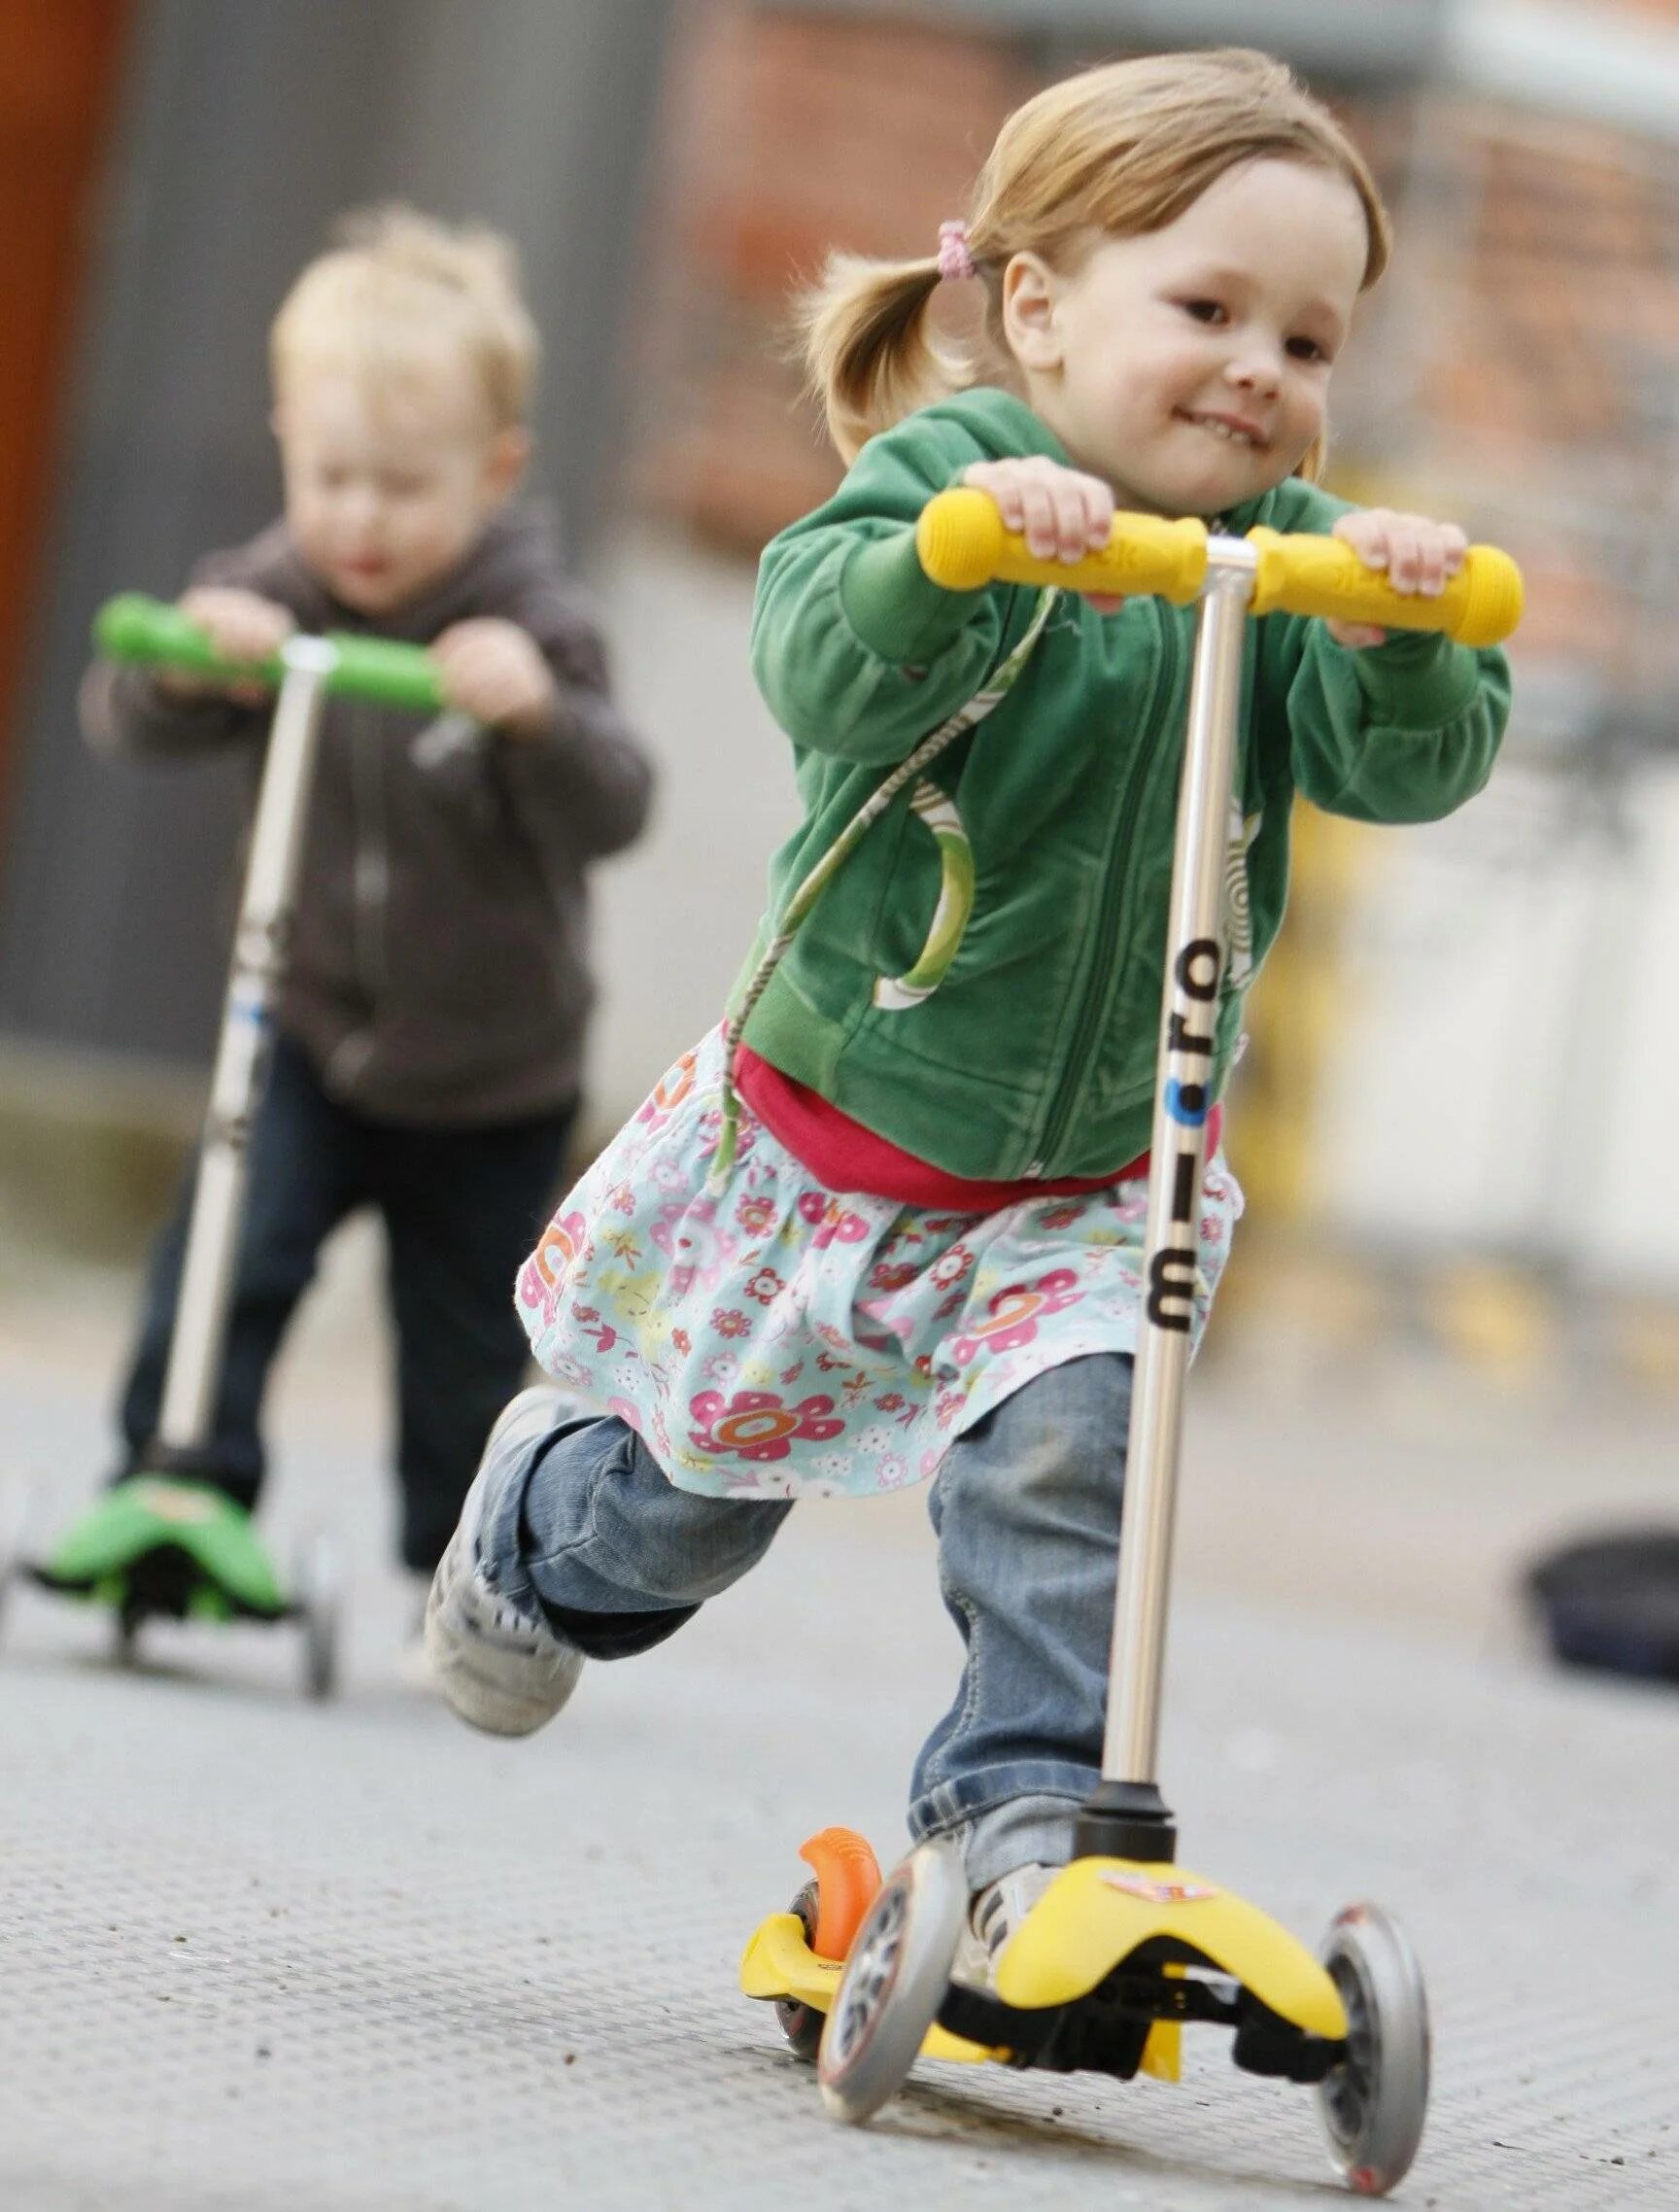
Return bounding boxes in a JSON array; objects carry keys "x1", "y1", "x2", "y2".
[
  {"x1": 360, "y1": 706, "x2": 392, "y2": 993},
  {"x1": 333, "y1": 702, "x2": 390, "y2": 1088},
  {"x1": 1030, "y1": 601, "x2": 1179, "y2": 1174}
]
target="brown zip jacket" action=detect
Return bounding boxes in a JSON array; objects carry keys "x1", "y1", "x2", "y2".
[{"x1": 81, "y1": 503, "x2": 654, "y2": 1127}]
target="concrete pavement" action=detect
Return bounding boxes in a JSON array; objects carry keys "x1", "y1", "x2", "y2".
[{"x1": 1, "y1": 1231, "x2": 1674, "y2": 2210}]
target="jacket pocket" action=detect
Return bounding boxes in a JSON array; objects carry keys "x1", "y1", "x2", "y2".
[{"x1": 870, "y1": 780, "x2": 976, "y2": 1012}]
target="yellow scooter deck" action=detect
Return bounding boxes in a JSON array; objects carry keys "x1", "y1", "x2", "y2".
[{"x1": 739, "y1": 1855, "x2": 1347, "y2": 2081}]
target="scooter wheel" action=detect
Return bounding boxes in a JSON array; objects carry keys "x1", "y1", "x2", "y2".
[
  {"x1": 0, "y1": 1478, "x2": 28, "y2": 1637},
  {"x1": 774, "y1": 1883, "x2": 827, "y2": 2062},
  {"x1": 817, "y1": 1839, "x2": 964, "y2": 2125},
  {"x1": 1316, "y1": 1902, "x2": 1430, "y2": 2196},
  {"x1": 293, "y1": 1533, "x2": 341, "y2": 1701}
]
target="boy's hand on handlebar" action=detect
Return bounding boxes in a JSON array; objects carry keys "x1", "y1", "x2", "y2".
[
  {"x1": 961, "y1": 459, "x2": 1126, "y2": 614},
  {"x1": 431, "y1": 618, "x2": 558, "y2": 738},
  {"x1": 164, "y1": 587, "x2": 294, "y2": 703},
  {"x1": 1326, "y1": 509, "x2": 1469, "y2": 650}
]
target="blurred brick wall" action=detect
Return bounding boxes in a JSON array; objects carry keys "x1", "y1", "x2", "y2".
[
  {"x1": 628, "y1": 6, "x2": 1035, "y2": 552},
  {"x1": 1399, "y1": 101, "x2": 1679, "y2": 704}
]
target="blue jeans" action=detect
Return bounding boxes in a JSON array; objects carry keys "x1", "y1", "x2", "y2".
[{"x1": 479, "y1": 1353, "x2": 1132, "y2": 1890}]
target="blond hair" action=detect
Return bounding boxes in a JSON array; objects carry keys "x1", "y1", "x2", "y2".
[
  {"x1": 800, "y1": 48, "x2": 1390, "y2": 475},
  {"x1": 271, "y1": 204, "x2": 539, "y2": 431}
]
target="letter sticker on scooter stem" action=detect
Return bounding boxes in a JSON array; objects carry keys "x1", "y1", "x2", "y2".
[
  {"x1": 1164, "y1": 1079, "x2": 1209, "y2": 1125},
  {"x1": 1147, "y1": 936, "x2": 1225, "y2": 1332},
  {"x1": 1175, "y1": 938, "x2": 1219, "y2": 1000},
  {"x1": 1147, "y1": 1248, "x2": 1196, "y2": 1332},
  {"x1": 1171, "y1": 1152, "x2": 1198, "y2": 1226},
  {"x1": 1167, "y1": 1011, "x2": 1214, "y2": 1055}
]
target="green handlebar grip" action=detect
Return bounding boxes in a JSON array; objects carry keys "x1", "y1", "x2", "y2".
[
  {"x1": 326, "y1": 632, "x2": 449, "y2": 711},
  {"x1": 94, "y1": 594, "x2": 447, "y2": 712},
  {"x1": 95, "y1": 595, "x2": 244, "y2": 677}
]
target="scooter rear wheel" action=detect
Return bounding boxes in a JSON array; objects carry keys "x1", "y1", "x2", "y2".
[
  {"x1": 294, "y1": 1533, "x2": 341, "y2": 1701},
  {"x1": 0, "y1": 1479, "x2": 27, "y2": 1635},
  {"x1": 1316, "y1": 1902, "x2": 1430, "y2": 2196},
  {"x1": 774, "y1": 1884, "x2": 826, "y2": 2062},
  {"x1": 816, "y1": 1839, "x2": 964, "y2": 2125}
]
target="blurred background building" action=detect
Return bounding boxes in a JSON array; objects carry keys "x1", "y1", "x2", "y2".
[{"x1": 2, "y1": 0, "x2": 1676, "y2": 1386}]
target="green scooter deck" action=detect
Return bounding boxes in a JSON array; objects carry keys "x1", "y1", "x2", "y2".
[{"x1": 31, "y1": 1477, "x2": 291, "y2": 1622}]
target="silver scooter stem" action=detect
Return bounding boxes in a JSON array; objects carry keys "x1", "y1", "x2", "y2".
[
  {"x1": 155, "y1": 638, "x2": 337, "y2": 1454},
  {"x1": 1101, "y1": 542, "x2": 1256, "y2": 1786}
]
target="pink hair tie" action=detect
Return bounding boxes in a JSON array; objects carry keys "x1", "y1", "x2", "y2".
[{"x1": 937, "y1": 220, "x2": 977, "y2": 283}]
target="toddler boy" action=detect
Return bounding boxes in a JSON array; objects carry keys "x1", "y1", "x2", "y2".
[{"x1": 82, "y1": 206, "x2": 653, "y2": 1604}]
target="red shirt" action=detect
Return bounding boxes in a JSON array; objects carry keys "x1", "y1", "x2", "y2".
[{"x1": 735, "y1": 1045, "x2": 1220, "y2": 1210}]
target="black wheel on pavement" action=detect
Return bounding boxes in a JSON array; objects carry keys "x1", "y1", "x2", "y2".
[
  {"x1": 1316, "y1": 1902, "x2": 1430, "y2": 2196},
  {"x1": 0, "y1": 1479, "x2": 27, "y2": 1638},
  {"x1": 294, "y1": 1533, "x2": 342, "y2": 1701},
  {"x1": 775, "y1": 1883, "x2": 827, "y2": 2062}
]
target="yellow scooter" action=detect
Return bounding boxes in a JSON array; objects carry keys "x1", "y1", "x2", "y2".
[{"x1": 740, "y1": 489, "x2": 1524, "y2": 2196}]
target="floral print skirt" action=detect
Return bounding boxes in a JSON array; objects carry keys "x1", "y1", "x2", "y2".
[{"x1": 515, "y1": 1027, "x2": 1242, "y2": 1501}]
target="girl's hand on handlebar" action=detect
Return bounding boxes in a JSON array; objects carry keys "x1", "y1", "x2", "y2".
[
  {"x1": 431, "y1": 618, "x2": 558, "y2": 738},
  {"x1": 960, "y1": 458, "x2": 1125, "y2": 613},
  {"x1": 1326, "y1": 509, "x2": 1469, "y2": 650},
  {"x1": 163, "y1": 587, "x2": 294, "y2": 703}
]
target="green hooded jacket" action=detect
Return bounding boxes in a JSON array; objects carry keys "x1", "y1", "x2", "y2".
[{"x1": 738, "y1": 388, "x2": 1510, "y2": 1181}]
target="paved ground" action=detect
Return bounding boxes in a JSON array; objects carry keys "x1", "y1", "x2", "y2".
[{"x1": 1, "y1": 1229, "x2": 1675, "y2": 2210}]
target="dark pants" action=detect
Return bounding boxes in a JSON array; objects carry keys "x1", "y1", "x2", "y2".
[{"x1": 118, "y1": 1032, "x2": 575, "y2": 1572}]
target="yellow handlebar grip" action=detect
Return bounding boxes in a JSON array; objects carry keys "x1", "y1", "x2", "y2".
[
  {"x1": 916, "y1": 487, "x2": 1209, "y2": 605},
  {"x1": 1246, "y1": 528, "x2": 1524, "y2": 649},
  {"x1": 915, "y1": 488, "x2": 1007, "y2": 590}
]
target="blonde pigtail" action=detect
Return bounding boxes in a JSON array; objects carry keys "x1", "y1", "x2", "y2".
[{"x1": 796, "y1": 251, "x2": 973, "y2": 463}]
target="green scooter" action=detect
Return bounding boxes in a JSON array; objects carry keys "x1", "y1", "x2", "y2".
[{"x1": 2, "y1": 601, "x2": 459, "y2": 1695}]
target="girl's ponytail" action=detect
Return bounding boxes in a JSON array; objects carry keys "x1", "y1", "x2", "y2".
[{"x1": 797, "y1": 250, "x2": 971, "y2": 464}]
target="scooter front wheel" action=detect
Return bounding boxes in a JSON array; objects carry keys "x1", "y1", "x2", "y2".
[
  {"x1": 1316, "y1": 1902, "x2": 1430, "y2": 2196},
  {"x1": 817, "y1": 1839, "x2": 965, "y2": 2125}
]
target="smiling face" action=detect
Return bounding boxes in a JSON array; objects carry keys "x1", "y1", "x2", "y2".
[
  {"x1": 274, "y1": 356, "x2": 526, "y2": 616},
  {"x1": 1003, "y1": 156, "x2": 1371, "y2": 516}
]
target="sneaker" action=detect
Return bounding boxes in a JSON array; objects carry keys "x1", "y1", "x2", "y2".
[
  {"x1": 397, "y1": 1573, "x2": 439, "y2": 1691},
  {"x1": 963, "y1": 1861, "x2": 1060, "y2": 1983},
  {"x1": 397, "y1": 1632, "x2": 438, "y2": 1692},
  {"x1": 424, "y1": 1385, "x2": 588, "y2": 1737}
]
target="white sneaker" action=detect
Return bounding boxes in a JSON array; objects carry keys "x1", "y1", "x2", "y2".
[
  {"x1": 398, "y1": 1597, "x2": 439, "y2": 1692},
  {"x1": 424, "y1": 1386, "x2": 588, "y2": 1737},
  {"x1": 397, "y1": 1631, "x2": 438, "y2": 1692},
  {"x1": 962, "y1": 1862, "x2": 1060, "y2": 1983}
]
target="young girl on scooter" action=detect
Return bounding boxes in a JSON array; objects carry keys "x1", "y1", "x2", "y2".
[{"x1": 428, "y1": 47, "x2": 1510, "y2": 1955}]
